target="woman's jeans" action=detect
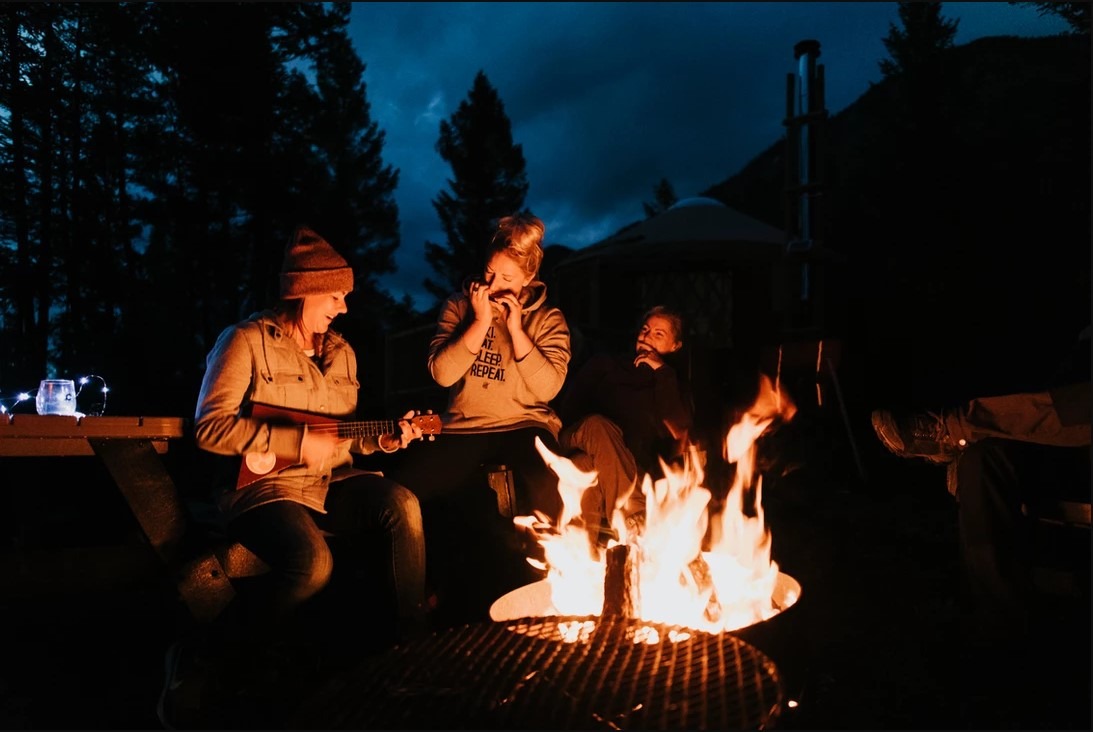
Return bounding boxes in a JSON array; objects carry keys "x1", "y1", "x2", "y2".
[{"x1": 220, "y1": 473, "x2": 426, "y2": 649}]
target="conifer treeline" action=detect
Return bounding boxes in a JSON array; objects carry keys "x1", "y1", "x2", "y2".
[{"x1": 0, "y1": 2, "x2": 406, "y2": 414}]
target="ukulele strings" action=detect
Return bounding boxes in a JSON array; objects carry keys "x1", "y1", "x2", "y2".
[{"x1": 305, "y1": 422, "x2": 399, "y2": 436}]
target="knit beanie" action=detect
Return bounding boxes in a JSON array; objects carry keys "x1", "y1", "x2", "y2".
[{"x1": 280, "y1": 226, "x2": 354, "y2": 299}]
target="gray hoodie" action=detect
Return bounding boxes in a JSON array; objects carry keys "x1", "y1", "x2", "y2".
[{"x1": 428, "y1": 279, "x2": 571, "y2": 437}]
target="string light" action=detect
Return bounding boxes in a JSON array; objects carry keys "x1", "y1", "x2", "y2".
[
  {"x1": 0, "y1": 374, "x2": 110, "y2": 416},
  {"x1": 76, "y1": 375, "x2": 110, "y2": 416}
]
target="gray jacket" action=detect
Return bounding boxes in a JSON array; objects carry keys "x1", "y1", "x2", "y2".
[{"x1": 194, "y1": 310, "x2": 387, "y2": 521}]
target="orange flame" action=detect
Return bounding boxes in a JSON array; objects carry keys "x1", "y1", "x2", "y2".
[{"x1": 522, "y1": 372, "x2": 798, "y2": 632}]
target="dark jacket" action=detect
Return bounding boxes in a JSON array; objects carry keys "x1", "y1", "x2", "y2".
[{"x1": 559, "y1": 350, "x2": 694, "y2": 476}]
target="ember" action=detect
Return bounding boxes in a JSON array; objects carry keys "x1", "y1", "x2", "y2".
[{"x1": 503, "y1": 373, "x2": 800, "y2": 634}]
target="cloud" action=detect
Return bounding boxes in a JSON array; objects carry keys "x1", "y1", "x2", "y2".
[
  {"x1": 415, "y1": 92, "x2": 446, "y2": 129},
  {"x1": 349, "y1": 2, "x2": 1070, "y2": 309}
]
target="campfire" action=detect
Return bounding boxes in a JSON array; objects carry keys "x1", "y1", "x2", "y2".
[{"x1": 496, "y1": 373, "x2": 800, "y2": 636}]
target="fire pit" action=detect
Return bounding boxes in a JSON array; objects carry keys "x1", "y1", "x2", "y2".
[
  {"x1": 480, "y1": 371, "x2": 811, "y2": 709},
  {"x1": 290, "y1": 614, "x2": 785, "y2": 730},
  {"x1": 487, "y1": 567, "x2": 809, "y2": 711}
]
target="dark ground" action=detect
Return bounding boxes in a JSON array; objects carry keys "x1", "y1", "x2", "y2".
[{"x1": 1, "y1": 418, "x2": 1089, "y2": 730}]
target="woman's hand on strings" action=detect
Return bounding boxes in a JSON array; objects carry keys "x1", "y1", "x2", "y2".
[{"x1": 380, "y1": 409, "x2": 425, "y2": 451}]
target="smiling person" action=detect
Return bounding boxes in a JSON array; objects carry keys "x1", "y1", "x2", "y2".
[
  {"x1": 557, "y1": 305, "x2": 694, "y2": 546},
  {"x1": 390, "y1": 212, "x2": 571, "y2": 619},
  {"x1": 159, "y1": 225, "x2": 428, "y2": 729}
]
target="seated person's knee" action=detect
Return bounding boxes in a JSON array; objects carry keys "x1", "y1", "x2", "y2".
[
  {"x1": 560, "y1": 413, "x2": 625, "y2": 453},
  {"x1": 384, "y1": 483, "x2": 423, "y2": 532},
  {"x1": 292, "y1": 540, "x2": 335, "y2": 602}
]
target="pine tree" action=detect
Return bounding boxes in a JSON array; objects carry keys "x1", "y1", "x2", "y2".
[
  {"x1": 642, "y1": 177, "x2": 678, "y2": 218},
  {"x1": 423, "y1": 70, "x2": 529, "y2": 308},
  {"x1": 1009, "y1": 2, "x2": 1090, "y2": 35},
  {"x1": 286, "y1": 2, "x2": 403, "y2": 325},
  {"x1": 879, "y1": 1, "x2": 959, "y2": 78}
]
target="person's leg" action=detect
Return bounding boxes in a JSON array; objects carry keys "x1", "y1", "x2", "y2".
[
  {"x1": 168, "y1": 501, "x2": 331, "y2": 722},
  {"x1": 222, "y1": 500, "x2": 334, "y2": 641},
  {"x1": 559, "y1": 414, "x2": 640, "y2": 538},
  {"x1": 871, "y1": 382, "x2": 1091, "y2": 464},
  {"x1": 318, "y1": 474, "x2": 427, "y2": 647},
  {"x1": 494, "y1": 426, "x2": 567, "y2": 521},
  {"x1": 949, "y1": 382, "x2": 1091, "y2": 447},
  {"x1": 386, "y1": 432, "x2": 489, "y2": 503},
  {"x1": 952, "y1": 438, "x2": 1037, "y2": 726},
  {"x1": 160, "y1": 500, "x2": 329, "y2": 727},
  {"x1": 445, "y1": 428, "x2": 565, "y2": 614},
  {"x1": 386, "y1": 434, "x2": 496, "y2": 626},
  {"x1": 954, "y1": 439, "x2": 1033, "y2": 637}
]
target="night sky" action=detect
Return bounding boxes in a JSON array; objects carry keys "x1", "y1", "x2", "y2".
[{"x1": 346, "y1": 1, "x2": 1069, "y2": 309}]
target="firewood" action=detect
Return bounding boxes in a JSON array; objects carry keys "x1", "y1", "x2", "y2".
[
  {"x1": 688, "y1": 552, "x2": 722, "y2": 624},
  {"x1": 602, "y1": 544, "x2": 635, "y2": 618}
]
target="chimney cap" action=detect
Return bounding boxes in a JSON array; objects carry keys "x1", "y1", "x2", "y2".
[{"x1": 794, "y1": 39, "x2": 821, "y2": 58}]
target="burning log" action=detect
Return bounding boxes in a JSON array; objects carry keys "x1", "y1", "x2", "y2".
[
  {"x1": 601, "y1": 544, "x2": 636, "y2": 618},
  {"x1": 687, "y1": 553, "x2": 722, "y2": 625}
]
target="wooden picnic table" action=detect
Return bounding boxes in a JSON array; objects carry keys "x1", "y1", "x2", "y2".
[{"x1": 0, "y1": 413, "x2": 234, "y2": 621}]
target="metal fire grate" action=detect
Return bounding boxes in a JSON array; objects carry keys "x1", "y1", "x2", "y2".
[{"x1": 292, "y1": 614, "x2": 785, "y2": 730}]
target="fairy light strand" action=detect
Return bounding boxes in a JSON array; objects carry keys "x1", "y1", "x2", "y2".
[{"x1": 0, "y1": 374, "x2": 110, "y2": 416}]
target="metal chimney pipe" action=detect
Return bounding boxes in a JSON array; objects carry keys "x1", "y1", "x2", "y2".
[
  {"x1": 794, "y1": 40, "x2": 821, "y2": 250},
  {"x1": 785, "y1": 39, "x2": 824, "y2": 307}
]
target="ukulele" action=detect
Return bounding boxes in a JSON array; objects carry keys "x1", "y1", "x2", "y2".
[{"x1": 236, "y1": 402, "x2": 441, "y2": 489}]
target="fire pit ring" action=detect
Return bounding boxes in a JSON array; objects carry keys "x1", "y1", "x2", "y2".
[{"x1": 489, "y1": 570, "x2": 803, "y2": 632}]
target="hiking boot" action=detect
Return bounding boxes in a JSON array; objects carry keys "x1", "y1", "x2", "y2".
[
  {"x1": 159, "y1": 637, "x2": 306, "y2": 730},
  {"x1": 157, "y1": 639, "x2": 212, "y2": 730},
  {"x1": 870, "y1": 409, "x2": 962, "y2": 464}
]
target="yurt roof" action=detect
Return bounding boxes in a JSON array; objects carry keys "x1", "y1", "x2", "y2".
[{"x1": 557, "y1": 197, "x2": 787, "y2": 269}]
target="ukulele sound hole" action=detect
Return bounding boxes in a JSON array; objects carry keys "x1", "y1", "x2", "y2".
[{"x1": 245, "y1": 452, "x2": 278, "y2": 475}]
